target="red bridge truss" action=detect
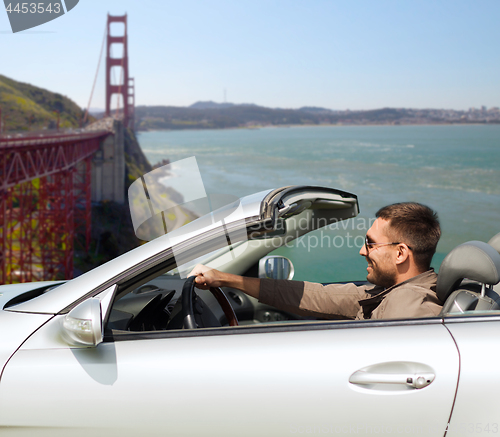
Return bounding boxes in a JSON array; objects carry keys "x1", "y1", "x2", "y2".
[{"x1": 0, "y1": 130, "x2": 110, "y2": 284}]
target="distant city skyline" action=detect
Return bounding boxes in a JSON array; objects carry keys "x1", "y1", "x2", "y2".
[{"x1": 1, "y1": 0, "x2": 499, "y2": 111}]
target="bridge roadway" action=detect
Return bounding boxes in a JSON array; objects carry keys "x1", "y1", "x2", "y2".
[
  {"x1": 0, "y1": 129, "x2": 110, "y2": 190},
  {"x1": 0, "y1": 128, "x2": 111, "y2": 284}
]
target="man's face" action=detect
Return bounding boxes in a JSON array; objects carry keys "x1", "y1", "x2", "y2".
[{"x1": 359, "y1": 218, "x2": 398, "y2": 288}]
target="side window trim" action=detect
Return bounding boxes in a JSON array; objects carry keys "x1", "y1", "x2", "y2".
[{"x1": 104, "y1": 317, "x2": 443, "y2": 342}]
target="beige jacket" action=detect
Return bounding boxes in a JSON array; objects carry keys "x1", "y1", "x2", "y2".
[{"x1": 259, "y1": 270, "x2": 442, "y2": 320}]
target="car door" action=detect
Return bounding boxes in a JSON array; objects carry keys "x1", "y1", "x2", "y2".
[
  {"x1": 0, "y1": 316, "x2": 459, "y2": 436},
  {"x1": 444, "y1": 316, "x2": 500, "y2": 436}
]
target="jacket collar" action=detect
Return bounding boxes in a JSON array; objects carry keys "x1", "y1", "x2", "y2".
[{"x1": 359, "y1": 269, "x2": 437, "y2": 305}]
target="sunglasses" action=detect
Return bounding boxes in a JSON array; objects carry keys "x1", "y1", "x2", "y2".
[{"x1": 364, "y1": 236, "x2": 412, "y2": 252}]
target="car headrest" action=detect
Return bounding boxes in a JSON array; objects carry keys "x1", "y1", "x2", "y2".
[
  {"x1": 488, "y1": 233, "x2": 500, "y2": 254},
  {"x1": 436, "y1": 241, "x2": 500, "y2": 302}
]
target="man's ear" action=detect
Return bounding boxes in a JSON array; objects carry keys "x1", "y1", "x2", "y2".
[{"x1": 394, "y1": 244, "x2": 411, "y2": 265}]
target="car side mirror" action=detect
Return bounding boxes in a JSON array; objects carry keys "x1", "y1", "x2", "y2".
[
  {"x1": 62, "y1": 298, "x2": 103, "y2": 347},
  {"x1": 258, "y1": 256, "x2": 294, "y2": 280}
]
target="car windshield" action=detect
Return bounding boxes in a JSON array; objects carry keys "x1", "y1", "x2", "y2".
[{"x1": 164, "y1": 241, "x2": 247, "y2": 278}]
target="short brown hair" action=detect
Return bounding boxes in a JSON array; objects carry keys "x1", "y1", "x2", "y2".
[{"x1": 376, "y1": 202, "x2": 440, "y2": 271}]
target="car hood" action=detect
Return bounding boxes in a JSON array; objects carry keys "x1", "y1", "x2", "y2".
[
  {"x1": 6, "y1": 185, "x2": 358, "y2": 315},
  {"x1": 0, "y1": 281, "x2": 63, "y2": 310}
]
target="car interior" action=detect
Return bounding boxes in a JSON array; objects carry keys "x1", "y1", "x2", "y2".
[{"x1": 105, "y1": 258, "x2": 312, "y2": 333}]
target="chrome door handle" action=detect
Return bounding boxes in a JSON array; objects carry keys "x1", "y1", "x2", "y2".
[{"x1": 349, "y1": 370, "x2": 435, "y2": 389}]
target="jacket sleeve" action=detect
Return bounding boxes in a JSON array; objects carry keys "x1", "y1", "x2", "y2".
[
  {"x1": 375, "y1": 286, "x2": 443, "y2": 319},
  {"x1": 259, "y1": 279, "x2": 370, "y2": 320}
]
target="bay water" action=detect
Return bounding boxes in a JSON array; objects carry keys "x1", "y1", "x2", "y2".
[{"x1": 137, "y1": 125, "x2": 500, "y2": 282}]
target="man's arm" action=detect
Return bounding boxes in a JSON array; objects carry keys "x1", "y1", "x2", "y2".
[
  {"x1": 189, "y1": 264, "x2": 261, "y2": 299},
  {"x1": 189, "y1": 264, "x2": 367, "y2": 320},
  {"x1": 260, "y1": 279, "x2": 365, "y2": 319}
]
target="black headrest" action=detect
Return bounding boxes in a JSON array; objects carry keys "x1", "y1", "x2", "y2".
[
  {"x1": 488, "y1": 233, "x2": 500, "y2": 254},
  {"x1": 436, "y1": 241, "x2": 500, "y2": 302}
]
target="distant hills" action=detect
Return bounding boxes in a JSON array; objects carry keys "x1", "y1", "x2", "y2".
[
  {"x1": 298, "y1": 106, "x2": 338, "y2": 114},
  {"x1": 1, "y1": 73, "x2": 499, "y2": 134},
  {"x1": 189, "y1": 101, "x2": 335, "y2": 113},
  {"x1": 189, "y1": 101, "x2": 239, "y2": 109},
  {"x1": 135, "y1": 102, "x2": 500, "y2": 131},
  {"x1": 0, "y1": 74, "x2": 85, "y2": 132},
  {"x1": 135, "y1": 102, "x2": 332, "y2": 130}
]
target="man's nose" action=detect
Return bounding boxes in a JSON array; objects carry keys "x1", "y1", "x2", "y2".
[{"x1": 359, "y1": 244, "x2": 367, "y2": 257}]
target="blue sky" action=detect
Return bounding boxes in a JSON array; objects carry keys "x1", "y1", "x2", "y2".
[{"x1": 1, "y1": 0, "x2": 499, "y2": 111}]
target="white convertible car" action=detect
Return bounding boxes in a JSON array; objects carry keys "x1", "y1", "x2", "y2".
[{"x1": 0, "y1": 186, "x2": 499, "y2": 436}]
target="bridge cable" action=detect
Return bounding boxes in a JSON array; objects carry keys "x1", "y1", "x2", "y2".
[
  {"x1": 82, "y1": 22, "x2": 107, "y2": 125},
  {"x1": 110, "y1": 43, "x2": 117, "y2": 109},
  {"x1": 115, "y1": 48, "x2": 126, "y2": 118},
  {"x1": 108, "y1": 43, "x2": 122, "y2": 118}
]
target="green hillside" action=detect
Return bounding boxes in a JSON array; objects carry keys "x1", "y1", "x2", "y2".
[{"x1": 0, "y1": 74, "x2": 85, "y2": 132}]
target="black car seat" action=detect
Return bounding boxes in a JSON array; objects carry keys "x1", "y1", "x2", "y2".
[{"x1": 437, "y1": 241, "x2": 500, "y2": 316}]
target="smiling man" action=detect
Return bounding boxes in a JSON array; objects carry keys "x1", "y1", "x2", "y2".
[{"x1": 190, "y1": 202, "x2": 443, "y2": 320}]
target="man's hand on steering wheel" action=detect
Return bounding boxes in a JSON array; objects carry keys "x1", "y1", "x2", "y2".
[
  {"x1": 189, "y1": 264, "x2": 261, "y2": 300},
  {"x1": 189, "y1": 264, "x2": 224, "y2": 290}
]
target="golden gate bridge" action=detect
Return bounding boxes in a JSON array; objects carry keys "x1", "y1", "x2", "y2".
[{"x1": 0, "y1": 14, "x2": 135, "y2": 284}]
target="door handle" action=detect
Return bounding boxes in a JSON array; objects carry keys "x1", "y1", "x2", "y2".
[{"x1": 349, "y1": 370, "x2": 435, "y2": 389}]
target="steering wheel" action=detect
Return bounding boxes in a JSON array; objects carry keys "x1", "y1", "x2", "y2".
[{"x1": 182, "y1": 276, "x2": 239, "y2": 329}]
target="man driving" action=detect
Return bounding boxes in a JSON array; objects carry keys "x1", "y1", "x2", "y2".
[{"x1": 189, "y1": 202, "x2": 443, "y2": 320}]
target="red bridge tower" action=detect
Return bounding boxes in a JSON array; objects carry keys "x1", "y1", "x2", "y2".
[{"x1": 105, "y1": 14, "x2": 135, "y2": 129}]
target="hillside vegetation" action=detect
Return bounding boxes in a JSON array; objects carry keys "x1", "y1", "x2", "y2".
[{"x1": 0, "y1": 74, "x2": 85, "y2": 131}]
